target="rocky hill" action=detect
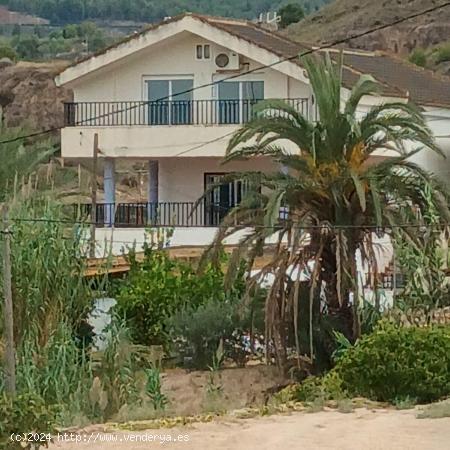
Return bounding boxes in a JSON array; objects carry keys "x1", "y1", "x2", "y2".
[
  {"x1": 0, "y1": 61, "x2": 72, "y2": 131},
  {"x1": 286, "y1": 0, "x2": 450, "y2": 55}
]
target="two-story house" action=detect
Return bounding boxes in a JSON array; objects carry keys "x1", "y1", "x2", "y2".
[{"x1": 56, "y1": 13, "x2": 450, "y2": 252}]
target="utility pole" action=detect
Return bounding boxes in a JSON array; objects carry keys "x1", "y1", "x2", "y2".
[
  {"x1": 89, "y1": 133, "x2": 99, "y2": 258},
  {"x1": 2, "y1": 205, "x2": 15, "y2": 395}
]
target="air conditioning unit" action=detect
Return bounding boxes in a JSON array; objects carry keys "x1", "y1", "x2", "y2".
[{"x1": 215, "y1": 52, "x2": 240, "y2": 71}]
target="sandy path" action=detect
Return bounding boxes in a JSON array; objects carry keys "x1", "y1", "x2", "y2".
[{"x1": 50, "y1": 408, "x2": 450, "y2": 450}]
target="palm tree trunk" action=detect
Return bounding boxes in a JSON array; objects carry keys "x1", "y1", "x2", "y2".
[{"x1": 272, "y1": 317, "x2": 287, "y2": 372}]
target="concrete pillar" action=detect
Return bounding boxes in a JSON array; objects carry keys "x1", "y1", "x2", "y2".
[
  {"x1": 148, "y1": 160, "x2": 159, "y2": 222},
  {"x1": 104, "y1": 158, "x2": 115, "y2": 227}
]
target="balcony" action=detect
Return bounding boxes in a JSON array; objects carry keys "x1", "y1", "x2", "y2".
[
  {"x1": 64, "y1": 98, "x2": 310, "y2": 127},
  {"x1": 75, "y1": 202, "x2": 229, "y2": 228},
  {"x1": 73, "y1": 202, "x2": 289, "y2": 228}
]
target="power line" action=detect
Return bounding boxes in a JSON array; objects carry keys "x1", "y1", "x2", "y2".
[
  {"x1": 7, "y1": 216, "x2": 450, "y2": 230},
  {"x1": 1, "y1": 1, "x2": 450, "y2": 146},
  {"x1": 173, "y1": 129, "x2": 237, "y2": 156},
  {"x1": 67, "y1": 0, "x2": 450, "y2": 126}
]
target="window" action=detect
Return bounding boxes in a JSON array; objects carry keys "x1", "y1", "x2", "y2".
[
  {"x1": 196, "y1": 45, "x2": 203, "y2": 59},
  {"x1": 145, "y1": 78, "x2": 193, "y2": 125},
  {"x1": 217, "y1": 80, "x2": 264, "y2": 124},
  {"x1": 204, "y1": 44, "x2": 211, "y2": 59},
  {"x1": 195, "y1": 44, "x2": 211, "y2": 60},
  {"x1": 204, "y1": 173, "x2": 258, "y2": 225}
]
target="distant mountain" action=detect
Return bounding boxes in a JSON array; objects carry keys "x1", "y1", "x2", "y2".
[
  {"x1": 0, "y1": 0, "x2": 331, "y2": 24},
  {"x1": 285, "y1": 0, "x2": 450, "y2": 55}
]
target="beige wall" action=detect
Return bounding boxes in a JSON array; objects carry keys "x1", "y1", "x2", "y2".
[
  {"x1": 71, "y1": 31, "x2": 311, "y2": 103},
  {"x1": 62, "y1": 30, "x2": 311, "y2": 159},
  {"x1": 158, "y1": 156, "x2": 277, "y2": 202}
]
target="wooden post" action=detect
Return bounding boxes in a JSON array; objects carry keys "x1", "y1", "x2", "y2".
[
  {"x1": 89, "y1": 133, "x2": 99, "y2": 258},
  {"x1": 2, "y1": 206, "x2": 15, "y2": 395}
]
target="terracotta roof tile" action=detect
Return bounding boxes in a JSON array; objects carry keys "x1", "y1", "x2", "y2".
[{"x1": 340, "y1": 52, "x2": 450, "y2": 107}]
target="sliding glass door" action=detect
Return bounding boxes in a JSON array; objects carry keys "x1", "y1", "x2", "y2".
[
  {"x1": 218, "y1": 81, "x2": 240, "y2": 124},
  {"x1": 242, "y1": 81, "x2": 264, "y2": 122},
  {"x1": 204, "y1": 173, "x2": 252, "y2": 226},
  {"x1": 146, "y1": 79, "x2": 193, "y2": 125},
  {"x1": 217, "y1": 80, "x2": 264, "y2": 124}
]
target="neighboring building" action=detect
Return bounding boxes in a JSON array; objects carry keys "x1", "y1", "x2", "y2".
[{"x1": 56, "y1": 13, "x2": 450, "y2": 251}]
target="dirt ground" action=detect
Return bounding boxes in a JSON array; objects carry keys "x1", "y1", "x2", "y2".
[
  {"x1": 50, "y1": 408, "x2": 450, "y2": 450},
  {"x1": 161, "y1": 365, "x2": 286, "y2": 416}
]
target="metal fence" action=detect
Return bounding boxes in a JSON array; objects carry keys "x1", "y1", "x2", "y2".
[
  {"x1": 74, "y1": 202, "x2": 235, "y2": 227},
  {"x1": 64, "y1": 98, "x2": 311, "y2": 127}
]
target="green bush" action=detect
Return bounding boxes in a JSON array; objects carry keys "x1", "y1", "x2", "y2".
[
  {"x1": 409, "y1": 49, "x2": 427, "y2": 67},
  {"x1": 278, "y1": 3, "x2": 305, "y2": 29},
  {"x1": 294, "y1": 371, "x2": 346, "y2": 402},
  {"x1": 435, "y1": 44, "x2": 450, "y2": 64},
  {"x1": 0, "y1": 44, "x2": 17, "y2": 61},
  {"x1": 115, "y1": 246, "x2": 245, "y2": 346},
  {"x1": 169, "y1": 298, "x2": 237, "y2": 368},
  {"x1": 334, "y1": 323, "x2": 450, "y2": 403},
  {"x1": 0, "y1": 393, "x2": 59, "y2": 450}
]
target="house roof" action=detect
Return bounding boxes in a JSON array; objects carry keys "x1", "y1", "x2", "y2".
[{"x1": 58, "y1": 13, "x2": 450, "y2": 108}]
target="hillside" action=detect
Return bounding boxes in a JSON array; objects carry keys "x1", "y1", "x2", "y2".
[
  {"x1": 0, "y1": 61, "x2": 71, "y2": 130},
  {"x1": 2, "y1": 0, "x2": 330, "y2": 24},
  {"x1": 286, "y1": 0, "x2": 450, "y2": 55}
]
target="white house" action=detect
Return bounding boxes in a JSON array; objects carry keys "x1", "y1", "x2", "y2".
[{"x1": 55, "y1": 13, "x2": 450, "y2": 254}]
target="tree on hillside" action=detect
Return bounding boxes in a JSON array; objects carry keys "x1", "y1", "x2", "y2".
[
  {"x1": 4, "y1": 0, "x2": 329, "y2": 24},
  {"x1": 278, "y1": 3, "x2": 305, "y2": 29},
  {"x1": 15, "y1": 35, "x2": 41, "y2": 59},
  {"x1": 200, "y1": 54, "x2": 449, "y2": 370}
]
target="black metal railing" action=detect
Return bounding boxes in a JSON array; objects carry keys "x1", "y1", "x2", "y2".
[
  {"x1": 64, "y1": 98, "x2": 310, "y2": 127},
  {"x1": 73, "y1": 202, "x2": 238, "y2": 228}
]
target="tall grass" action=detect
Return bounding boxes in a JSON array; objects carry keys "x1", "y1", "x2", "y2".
[
  {"x1": 8, "y1": 201, "x2": 92, "y2": 348},
  {"x1": 16, "y1": 323, "x2": 93, "y2": 425},
  {"x1": 0, "y1": 200, "x2": 96, "y2": 424},
  {"x1": 0, "y1": 126, "x2": 55, "y2": 202},
  {"x1": 0, "y1": 201, "x2": 169, "y2": 425}
]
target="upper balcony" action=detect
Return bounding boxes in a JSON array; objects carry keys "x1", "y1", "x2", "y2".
[
  {"x1": 61, "y1": 97, "x2": 311, "y2": 159},
  {"x1": 64, "y1": 98, "x2": 310, "y2": 127}
]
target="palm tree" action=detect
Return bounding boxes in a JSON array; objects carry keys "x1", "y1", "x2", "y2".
[{"x1": 201, "y1": 54, "x2": 450, "y2": 369}]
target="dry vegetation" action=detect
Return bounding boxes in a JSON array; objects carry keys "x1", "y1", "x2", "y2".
[{"x1": 286, "y1": 0, "x2": 450, "y2": 55}]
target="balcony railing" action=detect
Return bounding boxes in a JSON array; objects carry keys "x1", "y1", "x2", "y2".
[
  {"x1": 74, "y1": 202, "x2": 234, "y2": 228},
  {"x1": 64, "y1": 98, "x2": 310, "y2": 127}
]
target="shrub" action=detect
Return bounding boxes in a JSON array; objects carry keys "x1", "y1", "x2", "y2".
[
  {"x1": 0, "y1": 44, "x2": 17, "y2": 61},
  {"x1": 435, "y1": 44, "x2": 450, "y2": 64},
  {"x1": 278, "y1": 3, "x2": 305, "y2": 29},
  {"x1": 409, "y1": 49, "x2": 427, "y2": 67},
  {"x1": 294, "y1": 371, "x2": 346, "y2": 402},
  {"x1": 0, "y1": 393, "x2": 59, "y2": 450},
  {"x1": 115, "y1": 246, "x2": 244, "y2": 347},
  {"x1": 168, "y1": 298, "x2": 237, "y2": 368},
  {"x1": 334, "y1": 323, "x2": 450, "y2": 403}
]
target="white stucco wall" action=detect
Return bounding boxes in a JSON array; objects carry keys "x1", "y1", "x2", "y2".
[
  {"x1": 60, "y1": 24, "x2": 312, "y2": 159},
  {"x1": 157, "y1": 156, "x2": 277, "y2": 203},
  {"x1": 90, "y1": 226, "x2": 281, "y2": 257},
  {"x1": 71, "y1": 31, "x2": 310, "y2": 103},
  {"x1": 411, "y1": 108, "x2": 450, "y2": 182}
]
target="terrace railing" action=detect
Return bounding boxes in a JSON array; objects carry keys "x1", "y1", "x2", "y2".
[
  {"x1": 73, "y1": 202, "x2": 290, "y2": 228},
  {"x1": 64, "y1": 98, "x2": 311, "y2": 127},
  {"x1": 73, "y1": 202, "x2": 236, "y2": 228}
]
